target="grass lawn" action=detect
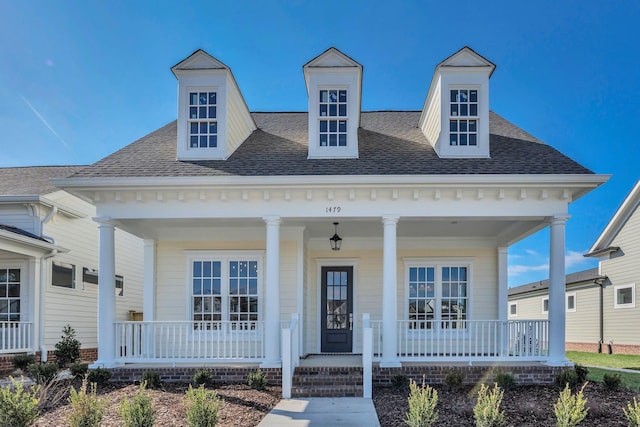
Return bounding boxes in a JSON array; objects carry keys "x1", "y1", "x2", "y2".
[{"x1": 567, "y1": 351, "x2": 640, "y2": 390}]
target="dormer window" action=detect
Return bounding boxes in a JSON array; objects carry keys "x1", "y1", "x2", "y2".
[
  {"x1": 449, "y1": 89, "x2": 478, "y2": 146},
  {"x1": 319, "y1": 89, "x2": 348, "y2": 147},
  {"x1": 189, "y1": 91, "x2": 218, "y2": 148}
]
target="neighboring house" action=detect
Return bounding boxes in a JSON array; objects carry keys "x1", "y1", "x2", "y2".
[
  {"x1": 507, "y1": 268, "x2": 608, "y2": 353},
  {"x1": 584, "y1": 179, "x2": 640, "y2": 354},
  {"x1": 0, "y1": 166, "x2": 144, "y2": 368},
  {"x1": 54, "y1": 46, "x2": 607, "y2": 384}
]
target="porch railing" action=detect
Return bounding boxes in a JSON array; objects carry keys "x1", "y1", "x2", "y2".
[
  {"x1": 114, "y1": 321, "x2": 264, "y2": 363},
  {"x1": 0, "y1": 321, "x2": 33, "y2": 354},
  {"x1": 370, "y1": 319, "x2": 549, "y2": 362},
  {"x1": 281, "y1": 313, "x2": 300, "y2": 399}
]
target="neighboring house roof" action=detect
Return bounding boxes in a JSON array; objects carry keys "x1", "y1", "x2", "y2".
[
  {"x1": 586, "y1": 179, "x2": 640, "y2": 256},
  {"x1": 508, "y1": 267, "x2": 604, "y2": 297},
  {"x1": 0, "y1": 224, "x2": 50, "y2": 243},
  {"x1": 0, "y1": 166, "x2": 87, "y2": 196},
  {"x1": 68, "y1": 111, "x2": 592, "y2": 179}
]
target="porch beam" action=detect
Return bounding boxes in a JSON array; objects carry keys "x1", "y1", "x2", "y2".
[
  {"x1": 380, "y1": 215, "x2": 401, "y2": 367},
  {"x1": 93, "y1": 217, "x2": 118, "y2": 368},
  {"x1": 262, "y1": 216, "x2": 281, "y2": 367},
  {"x1": 548, "y1": 214, "x2": 570, "y2": 365}
]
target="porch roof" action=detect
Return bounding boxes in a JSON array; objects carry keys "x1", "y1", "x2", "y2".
[{"x1": 67, "y1": 111, "x2": 592, "y2": 179}]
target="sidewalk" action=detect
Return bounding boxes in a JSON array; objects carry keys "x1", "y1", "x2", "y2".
[{"x1": 257, "y1": 397, "x2": 380, "y2": 427}]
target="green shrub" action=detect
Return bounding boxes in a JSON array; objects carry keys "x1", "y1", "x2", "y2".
[
  {"x1": 67, "y1": 378, "x2": 105, "y2": 427},
  {"x1": 141, "y1": 371, "x2": 162, "y2": 389},
  {"x1": 405, "y1": 377, "x2": 438, "y2": 427},
  {"x1": 573, "y1": 365, "x2": 589, "y2": 384},
  {"x1": 119, "y1": 383, "x2": 156, "y2": 427},
  {"x1": 11, "y1": 354, "x2": 35, "y2": 372},
  {"x1": 27, "y1": 362, "x2": 59, "y2": 384},
  {"x1": 494, "y1": 372, "x2": 515, "y2": 390},
  {"x1": 554, "y1": 383, "x2": 588, "y2": 427},
  {"x1": 87, "y1": 367, "x2": 111, "y2": 386},
  {"x1": 247, "y1": 369, "x2": 267, "y2": 390},
  {"x1": 193, "y1": 369, "x2": 213, "y2": 386},
  {"x1": 602, "y1": 372, "x2": 622, "y2": 391},
  {"x1": 624, "y1": 396, "x2": 640, "y2": 427},
  {"x1": 54, "y1": 325, "x2": 81, "y2": 368},
  {"x1": 184, "y1": 385, "x2": 219, "y2": 427},
  {"x1": 444, "y1": 370, "x2": 464, "y2": 390},
  {"x1": 70, "y1": 362, "x2": 89, "y2": 378},
  {"x1": 0, "y1": 377, "x2": 41, "y2": 427},
  {"x1": 473, "y1": 383, "x2": 505, "y2": 427},
  {"x1": 555, "y1": 369, "x2": 580, "y2": 391},
  {"x1": 391, "y1": 374, "x2": 408, "y2": 389}
]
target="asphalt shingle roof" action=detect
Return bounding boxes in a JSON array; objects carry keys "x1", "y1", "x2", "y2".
[
  {"x1": 70, "y1": 111, "x2": 593, "y2": 178},
  {"x1": 0, "y1": 224, "x2": 51, "y2": 242},
  {"x1": 508, "y1": 267, "x2": 603, "y2": 296},
  {"x1": 0, "y1": 166, "x2": 87, "y2": 195}
]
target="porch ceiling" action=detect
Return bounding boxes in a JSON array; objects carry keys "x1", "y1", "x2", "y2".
[{"x1": 114, "y1": 216, "x2": 545, "y2": 246}]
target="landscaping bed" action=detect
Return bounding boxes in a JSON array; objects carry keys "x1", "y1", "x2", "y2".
[{"x1": 373, "y1": 381, "x2": 639, "y2": 426}]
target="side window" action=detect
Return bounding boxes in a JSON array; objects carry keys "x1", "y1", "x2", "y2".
[
  {"x1": 566, "y1": 293, "x2": 576, "y2": 312},
  {"x1": 614, "y1": 284, "x2": 635, "y2": 309},
  {"x1": 52, "y1": 262, "x2": 75, "y2": 289},
  {"x1": 509, "y1": 302, "x2": 517, "y2": 317},
  {"x1": 542, "y1": 297, "x2": 549, "y2": 313}
]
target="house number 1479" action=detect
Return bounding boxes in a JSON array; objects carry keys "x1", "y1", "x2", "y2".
[{"x1": 325, "y1": 206, "x2": 342, "y2": 213}]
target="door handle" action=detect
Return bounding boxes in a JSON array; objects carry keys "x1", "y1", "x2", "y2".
[{"x1": 349, "y1": 313, "x2": 353, "y2": 331}]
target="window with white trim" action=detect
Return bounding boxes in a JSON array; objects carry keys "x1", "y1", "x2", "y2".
[
  {"x1": 566, "y1": 292, "x2": 576, "y2": 312},
  {"x1": 52, "y1": 261, "x2": 75, "y2": 289},
  {"x1": 509, "y1": 302, "x2": 517, "y2": 317},
  {"x1": 449, "y1": 88, "x2": 478, "y2": 146},
  {"x1": 188, "y1": 91, "x2": 218, "y2": 148},
  {"x1": 319, "y1": 89, "x2": 347, "y2": 147},
  {"x1": 0, "y1": 268, "x2": 20, "y2": 322},
  {"x1": 82, "y1": 267, "x2": 123, "y2": 296},
  {"x1": 542, "y1": 297, "x2": 549, "y2": 314},
  {"x1": 190, "y1": 254, "x2": 261, "y2": 330},
  {"x1": 614, "y1": 284, "x2": 635, "y2": 309},
  {"x1": 406, "y1": 262, "x2": 469, "y2": 330}
]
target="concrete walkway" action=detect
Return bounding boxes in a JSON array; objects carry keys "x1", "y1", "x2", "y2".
[{"x1": 257, "y1": 397, "x2": 380, "y2": 427}]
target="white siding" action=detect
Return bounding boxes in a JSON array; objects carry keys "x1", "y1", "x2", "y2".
[
  {"x1": 0, "y1": 204, "x2": 39, "y2": 235},
  {"x1": 420, "y1": 76, "x2": 442, "y2": 148},
  {"x1": 601, "y1": 206, "x2": 640, "y2": 345},
  {"x1": 225, "y1": 78, "x2": 255, "y2": 158}
]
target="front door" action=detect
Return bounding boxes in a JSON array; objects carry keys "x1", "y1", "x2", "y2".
[{"x1": 321, "y1": 266, "x2": 353, "y2": 353}]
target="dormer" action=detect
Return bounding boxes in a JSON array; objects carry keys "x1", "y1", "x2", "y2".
[
  {"x1": 303, "y1": 48, "x2": 362, "y2": 159},
  {"x1": 419, "y1": 47, "x2": 495, "y2": 158},
  {"x1": 172, "y1": 50, "x2": 256, "y2": 161}
]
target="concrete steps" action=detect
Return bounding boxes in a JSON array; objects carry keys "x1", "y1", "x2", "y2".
[{"x1": 291, "y1": 366, "x2": 363, "y2": 397}]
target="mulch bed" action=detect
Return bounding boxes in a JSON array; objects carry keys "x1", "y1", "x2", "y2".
[{"x1": 373, "y1": 382, "x2": 638, "y2": 426}]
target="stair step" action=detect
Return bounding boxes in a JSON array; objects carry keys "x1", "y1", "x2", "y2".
[
  {"x1": 292, "y1": 385, "x2": 363, "y2": 398},
  {"x1": 291, "y1": 366, "x2": 364, "y2": 397}
]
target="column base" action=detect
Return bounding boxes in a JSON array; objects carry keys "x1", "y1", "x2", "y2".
[
  {"x1": 260, "y1": 360, "x2": 282, "y2": 369},
  {"x1": 379, "y1": 360, "x2": 402, "y2": 368},
  {"x1": 545, "y1": 357, "x2": 572, "y2": 367}
]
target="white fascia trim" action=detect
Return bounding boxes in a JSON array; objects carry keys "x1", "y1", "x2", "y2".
[
  {"x1": 0, "y1": 229, "x2": 69, "y2": 253},
  {"x1": 0, "y1": 195, "x2": 86, "y2": 219},
  {"x1": 588, "y1": 179, "x2": 640, "y2": 254},
  {"x1": 52, "y1": 174, "x2": 610, "y2": 190}
]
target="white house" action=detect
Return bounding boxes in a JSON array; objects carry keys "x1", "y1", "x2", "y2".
[
  {"x1": 584, "y1": 179, "x2": 640, "y2": 354},
  {"x1": 54, "y1": 47, "x2": 608, "y2": 387},
  {"x1": 0, "y1": 166, "x2": 144, "y2": 368}
]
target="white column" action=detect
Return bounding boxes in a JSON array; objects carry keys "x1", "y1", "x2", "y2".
[
  {"x1": 380, "y1": 215, "x2": 401, "y2": 367},
  {"x1": 497, "y1": 247, "x2": 508, "y2": 321},
  {"x1": 548, "y1": 215, "x2": 569, "y2": 365},
  {"x1": 261, "y1": 216, "x2": 281, "y2": 367},
  {"x1": 143, "y1": 239, "x2": 156, "y2": 321},
  {"x1": 29, "y1": 258, "x2": 40, "y2": 355},
  {"x1": 92, "y1": 217, "x2": 118, "y2": 368}
]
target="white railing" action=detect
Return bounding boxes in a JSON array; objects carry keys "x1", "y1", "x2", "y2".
[
  {"x1": 362, "y1": 314, "x2": 373, "y2": 399},
  {"x1": 281, "y1": 313, "x2": 300, "y2": 399},
  {"x1": 371, "y1": 319, "x2": 549, "y2": 362},
  {"x1": 0, "y1": 322, "x2": 33, "y2": 354},
  {"x1": 114, "y1": 321, "x2": 264, "y2": 363}
]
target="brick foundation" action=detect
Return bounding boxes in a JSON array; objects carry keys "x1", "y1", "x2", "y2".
[
  {"x1": 0, "y1": 347, "x2": 98, "y2": 373},
  {"x1": 567, "y1": 342, "x2": 640, "y2": 355},
  {"x1": 372, "y1": 364, "x2": 563, "y2": 387},
  {"x1": 108, "y1": 366, "x2": 282, "y2": 385}
]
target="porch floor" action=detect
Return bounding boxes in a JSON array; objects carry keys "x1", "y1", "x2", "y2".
[{"x1": 299, "y1": 354, "x2": 362, "y2": 367}]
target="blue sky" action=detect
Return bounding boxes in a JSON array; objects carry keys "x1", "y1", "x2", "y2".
[{"x1": 1, "y1": 1, "x2": 638, "y2": 287}]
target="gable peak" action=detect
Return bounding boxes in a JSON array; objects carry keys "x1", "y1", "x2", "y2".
[
  {"x1": 304, "y1": 47, "x2": 362, "y2": 69},
  {"x1": 171, "y1": 49, "x2": 229, "y2": 77},
  {"x1": 438, "y1": 46, "x2": 496, "y2": 75}
]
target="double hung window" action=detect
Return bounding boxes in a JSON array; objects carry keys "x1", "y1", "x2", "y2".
[
  {"x1": 319, "y1": 89, "x2": 347, "y2": 147},
  {"x1": 407, "y1": 262, "x2": 470, "y2": 330},
  {"x1": 0, "y1": 268, "x2": 20, "y2": 322},
  {"x1": 190, "y1": 253, "x2": 261, "y2": 330},
  {"x1": 188, "y1": 91, "x2": 218, "y2": 148},
  {"x1": 449, "y1": 88, "x2": 478, "y2": 146}
]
